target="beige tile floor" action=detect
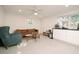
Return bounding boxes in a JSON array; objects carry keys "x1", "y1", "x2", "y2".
[{"x1": 0, "y1": 36, "x2": 79, "y2": 54}]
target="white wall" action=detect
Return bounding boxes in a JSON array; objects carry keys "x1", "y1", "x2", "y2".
[
  {"x1": 4, "y1": 13, "x2": 42, "y2": 33},
  {"x1": 0, "y1": 6, "x2": 5, "y2": 26},
  {"x1": 41, "y1": 16, "x2": 57, "y2": 32}
]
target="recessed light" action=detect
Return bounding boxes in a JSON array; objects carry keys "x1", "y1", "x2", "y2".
[
  {"x1": 34, "y1": 9, "x2": 38, "y2": 11},
  {"x1": 18, "y1": 9, "x2": 22, "y2": 12},
  {"x1": 17, "y1": 51, "x2": 22, "y2": 54},
  {"x1": 34, "y1": 12, "x2": 38, "y2": 15},
  {"x1": 65, "y1": 5, "x2": 69, "y2": 7}
]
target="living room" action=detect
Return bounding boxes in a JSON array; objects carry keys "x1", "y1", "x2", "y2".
[{"x1": 0, "y1": 5, "x2": 79, "y2": 54}]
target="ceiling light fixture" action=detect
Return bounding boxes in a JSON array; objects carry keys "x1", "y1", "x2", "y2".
[
  {"x1": 33, "y1": 8, "x2": 39, "y2": 15},
  {"x1": 34, "y1": 9, "x2": 38, "y2": 12},
  {"x1": 65, "y1": 5, "x2": 69, "y2": 7},
  {"x1": 18, "y1": 9, "x2": 22, "y2": 12},
  {"x1": 34, "y1": 12, "x2": 38, "y2": 15}
]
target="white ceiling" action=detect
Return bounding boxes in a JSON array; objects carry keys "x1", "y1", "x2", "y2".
[{"x1": 2, "y1": 5, "x2": 79, "y2": 19}]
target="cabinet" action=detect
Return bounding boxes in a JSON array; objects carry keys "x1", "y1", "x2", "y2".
[
  {"x1": 53, "y1": 29, "x2": 67, "y2": 41},
  {"x1": 53, "y1": 29, "x2": 79, "y2": 46},
  {"x1": 67, "y1": 31, "x2": 79, "y2": 45}
]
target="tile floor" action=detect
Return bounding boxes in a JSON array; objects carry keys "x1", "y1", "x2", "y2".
[{"x1": 0, "y1": 36, "x2": 79, "y2": 54}]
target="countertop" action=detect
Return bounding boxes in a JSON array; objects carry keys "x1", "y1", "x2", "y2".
[{"x1": 53, "y1": 28, "x2": 79, "y2": 31}]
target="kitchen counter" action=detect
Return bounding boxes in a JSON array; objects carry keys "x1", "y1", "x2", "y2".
[
  {"x1": 53, "y1": 29, "x2": 79, "y2": 46},
  {"x1": 53, "y1": 28, "x2": 79, "y2": 31}
]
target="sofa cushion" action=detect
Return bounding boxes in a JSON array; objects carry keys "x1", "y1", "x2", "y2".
[
  {"x1": 0, "y1": 26, "x2": 10, "y2": 47},
  {"x1": 0, "y1": 26, "x2": 9, "y2": 36},
  {"x1": 0, "y1": 26, "x2": 22, "y2": 48},
  {"x1": 0, "y1": 39, "x2": 4, "y2": 46}
]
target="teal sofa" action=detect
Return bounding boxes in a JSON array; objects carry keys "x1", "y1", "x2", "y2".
[{"x1": 0, "y1": 26, "x2": 22, "y2": 49}]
